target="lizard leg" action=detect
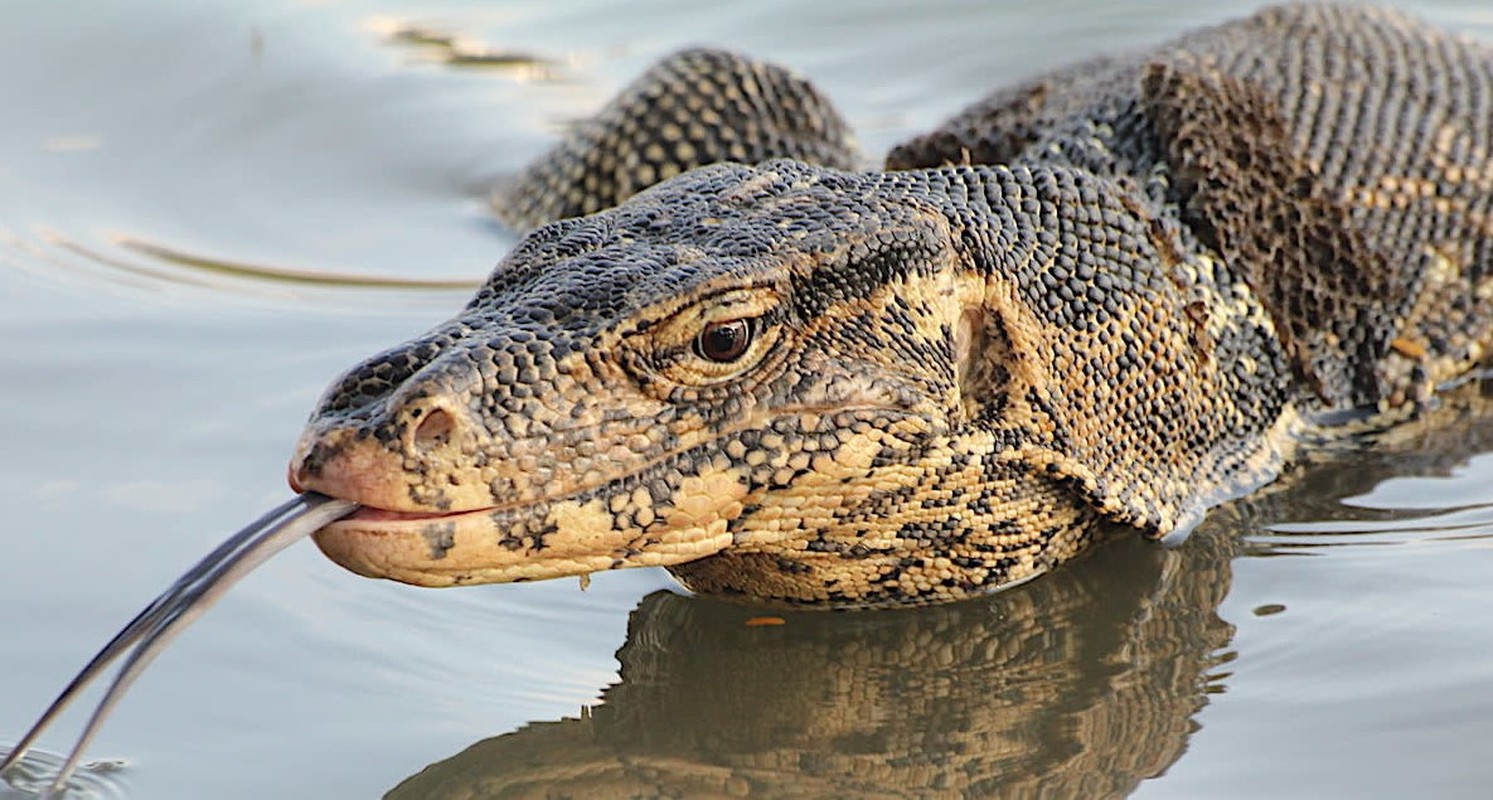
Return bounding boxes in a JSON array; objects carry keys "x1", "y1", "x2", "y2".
[{"x1": 492, "y1": 48, "x2": 860, "y2": 232}]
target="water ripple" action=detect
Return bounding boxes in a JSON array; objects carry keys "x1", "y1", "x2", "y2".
[{"x1": 0, "y1": 748, "x2": 129, "y2": 800}]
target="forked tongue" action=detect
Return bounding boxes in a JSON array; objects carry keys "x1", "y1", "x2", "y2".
[{"x1": 0, "y1": 493, "x2": 357, "y2": 798}]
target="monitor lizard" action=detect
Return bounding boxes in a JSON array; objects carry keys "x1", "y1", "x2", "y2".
[{"x1": 290, "y1": 3, "x2": 1493, "y2": 607}]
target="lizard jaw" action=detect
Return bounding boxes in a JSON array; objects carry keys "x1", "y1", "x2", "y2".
[
  {"x1": 288, "y1": 410, "x2": 754, "y2": 587},
  {"x1": 310, "y1": 506, "x2": 525, "y2": 587},
  {"x1": 310, "y1": 501, "x2": 738, "y2": 588}
]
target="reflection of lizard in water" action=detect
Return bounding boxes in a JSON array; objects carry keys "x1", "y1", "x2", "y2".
[
  {"x1": 384, "y1": 391, "x2": 1493, "y2": 799},
  {"x1": 387, "y1": 531, "x2": 1239, "y2": 799},
  {"x1": 293, "y1": 4, "x2": 1493, "y2": 607}
]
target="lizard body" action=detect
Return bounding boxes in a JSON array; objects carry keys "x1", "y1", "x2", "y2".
[{"x1": 291, "y1": 3, "x2": 1493, "y2": 607}]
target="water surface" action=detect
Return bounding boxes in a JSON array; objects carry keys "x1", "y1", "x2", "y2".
[{"x1": 2, "y1": 1, "x2": 1491, "y2": 798}]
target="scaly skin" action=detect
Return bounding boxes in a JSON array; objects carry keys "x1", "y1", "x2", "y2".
[{"x1": 290, "y1": 4, "x2": 1493, "y2": 607}]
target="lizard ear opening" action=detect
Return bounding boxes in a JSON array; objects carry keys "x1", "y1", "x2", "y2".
[
  {"x1": 953, "y1": 305, "x2": 1012, "y2": 424},
  {"x1": 948, "y1": 283, "x2": 1186, "y2": 538},
  {"x1": 942, "y1": 198, "x2": 1291, "y2": 546},
  {"x1": 947, "y1": 282, "x2": 1194, "y2": 537}
]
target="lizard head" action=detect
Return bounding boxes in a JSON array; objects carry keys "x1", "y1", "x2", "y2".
[
  {"x1": 290, "y1": 160, "x2": 1186, "y2": 606},
  {"x1": 292, "y1": 161, "x2": 995, "y2": 599}
]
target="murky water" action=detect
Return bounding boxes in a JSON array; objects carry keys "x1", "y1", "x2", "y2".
[{"x1": 2, "y1": 1, "x2": 1491, "y2": 797}]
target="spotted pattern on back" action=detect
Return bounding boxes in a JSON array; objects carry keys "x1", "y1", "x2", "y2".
[{"x1": 891, "y1": 3, "x2": 1493, "y2": 409}]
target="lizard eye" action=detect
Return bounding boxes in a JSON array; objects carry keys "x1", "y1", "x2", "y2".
[{"x1": 694, "y1": 318, "x2": 754, "y2": 363}]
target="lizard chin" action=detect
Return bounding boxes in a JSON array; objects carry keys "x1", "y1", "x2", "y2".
[
  {"x1": 311, "y1": 505, "x2": 736, "y2": 588},
  {"x1": 310, "y1": 506, "x2": 514, "y2": 587},
  {"x1": 307, "y1": 460, "x2": 750, "y2": 587}
]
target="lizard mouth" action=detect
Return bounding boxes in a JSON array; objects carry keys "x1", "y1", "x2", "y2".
[
  {"x1": 308, "y1": 469, "x2": 746, "y2": 588},
  {"x1": 340, "y1": 505, "x2": 491, "y2": 523}
]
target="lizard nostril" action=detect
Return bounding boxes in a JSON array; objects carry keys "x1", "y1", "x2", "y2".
[{"x1": 411, "y1": 407, "x2": 457, "y2": 453}]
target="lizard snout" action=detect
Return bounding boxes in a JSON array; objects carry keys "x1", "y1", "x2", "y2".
[{"x1": 288, "y1": 390, "x2": 489, "y2": 514}]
